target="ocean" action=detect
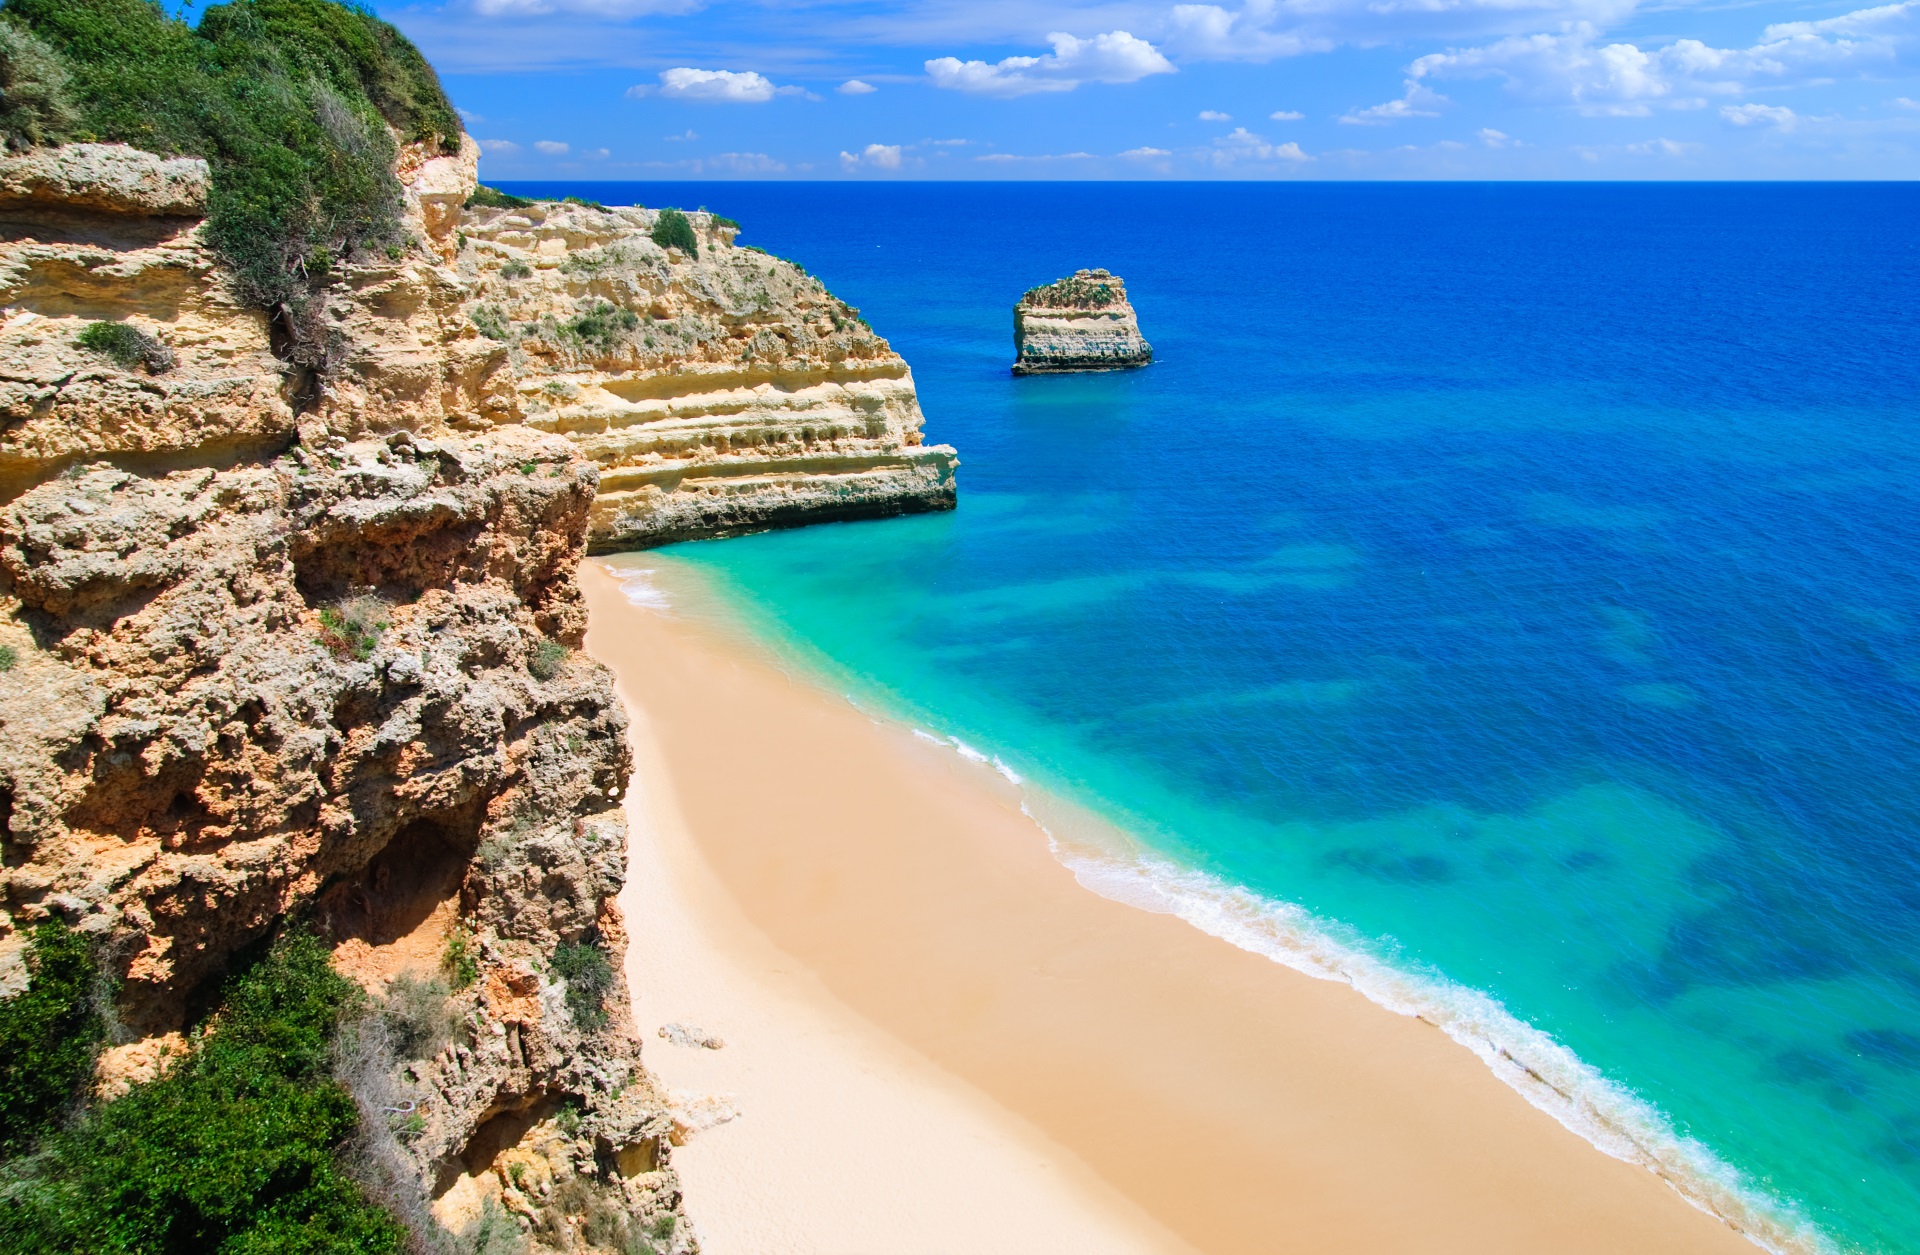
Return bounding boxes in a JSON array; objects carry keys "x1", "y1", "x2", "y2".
[{"x1": 506, "y1": 180, "x2": 1920, "y2": 1253}]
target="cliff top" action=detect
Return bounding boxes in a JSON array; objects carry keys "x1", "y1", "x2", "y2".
[{"x1": 1020, "y1": 268, "x2": 1129, "y2": 310}]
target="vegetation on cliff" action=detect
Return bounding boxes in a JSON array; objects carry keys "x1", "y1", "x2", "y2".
[
  {"x1": 0, "y1": 928, "x2": 407, "y2": 1254},
  {"x1": 0, "y1": 0, "x2": 457, "y2": 353},
  {"x1": 1021, "y1": 273, "x2": 1118, "y2": 309}
]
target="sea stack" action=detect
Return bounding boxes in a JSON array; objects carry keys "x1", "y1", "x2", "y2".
[{"x1": 1011, "y1": 268, "x2": 1153, "y2": 375}]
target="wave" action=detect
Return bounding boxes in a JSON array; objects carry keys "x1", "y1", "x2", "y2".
[
  {"x1": 610, "y1": 565, "x2": 673, "y2": 610},
  {"x1": 1026, "y1": 810, "x2": 1837, "y2": 1255}
]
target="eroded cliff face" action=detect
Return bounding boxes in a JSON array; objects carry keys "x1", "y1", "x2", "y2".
[
  {"x1": 1012, "y1": 268, "x2": 1153, "y2": 376},
  {"x1": 0, "y1": 139, "x2": 897, "y2": 1251}
]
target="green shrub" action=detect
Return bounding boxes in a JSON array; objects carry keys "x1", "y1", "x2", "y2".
[
  {"x1": 0, "y1": 644, "x2": 15, "y2": 672},
  {"x1": 0, "y1": 19, "x2": 76, "y2": 151},
  {"x1": 470, "y1": 303, "x2": 510, "y2": 341},
  {"x1": 317, "y1": 593, "x2": 389, "y2": 661},
  {"x1": 75, "y1": 320, "x2": 174, "y2": 373},
  {"x1": 0, "y1": 927, "x2": 405, "y2": 1252},
  {"x1": 0, "y1": 921, "x2": 102, "y2": 1159},
  {"x1": 500, "y1": 258, "x2": 532, "y2": 279},
  {"x1": 649, "y1": 207, "x2": 696, "y2": 258},
  {"x1": 550, "y1": 941, "x2": 612, "y2": 1031},
  {"x1": 560, "y1": 194, "x2": 605, "y2": 212},
  {"x1": 466, "y1": 183, "x2": 532, "y2": 210},
  {"x1": 528, "y1": 637, "x2": 567, "y2": 681},
  {"x1": 379, "y1": 974, "x2": 453, "y2": 1061},
  {"x1": 441, "y1": 926, "x2": 478, "y2": 991},
  {"x1": 1022, "y1": 274, "x2": 1116, "y2": 309},
  {"x1": 566, "y1": 301, "x2": 639, "y2": 352},
  {"x1": 5, "y1": 0, "x2": 458, "y2": 355},
  {"x1": 710, "y1": 214, "x2": 739, "y2": 231}
]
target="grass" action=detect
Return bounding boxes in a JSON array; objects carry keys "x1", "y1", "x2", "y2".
[
  {"x1": 566, "y1": 301, "x2": 639, "y2": 352},
  {"x1": 75, "y1": 320, "x2": 174, "y2": 373},
  {"x1": 470, "y1": 303, "x2": 511, "y2": 341},
  {"x1": 0, "y1": 921, "x2": 103, "y2": 1160},
  {"x1": 317, "y1": 593, "x2": 389, "y2": 661},
  {"x1": 649, "y1": 206, "x2": 697, "y2": 258},
  {"x1": 5, "y1": 0, "x2": 458, "y2": 355},
  {"x1": 550, "y1": 941, "x2": 612, "y2": 1031},
  {"x1": 0, "y1": 927, "x2": 406, "y2": 1253},
  {"x1": 465, "y1": 183, "x2": 532, "y2": 210},
  {"x1": 528, "y1": 637, "x2": 567, "y2": 681},
  {"x1": 499, "y1": 258, "x2": 532, "y2": 279}
]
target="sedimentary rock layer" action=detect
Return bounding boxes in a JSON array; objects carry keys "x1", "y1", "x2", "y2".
[{"x1": 1011, "y1": 268, "x2": 1152, "y2": 376}]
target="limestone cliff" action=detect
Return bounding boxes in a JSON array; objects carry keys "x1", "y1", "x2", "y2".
[
  {"x1": 1012, "y1": 268, "x2": 1153, "y2": 376},
  {"x1": 0, "y1": 135, "x2": 954, "y2": 1251}
]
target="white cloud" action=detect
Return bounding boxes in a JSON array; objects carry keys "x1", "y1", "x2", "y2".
[
  {"x1": 457, "y1": 107, "x2": 485, "y2": 124},
  {"x1": 976, "y1": 151, "x2": 1098, "y2": 162},
  {"x1": 478, "y1": 139, "x2": 520, "y2": 154},
  {"x1": 1625, "y1": 137, "x2": 1698, "y2": 155},
  {"x1": 926, "y1": 138, "x2": 971, "y2": 146},
  {"x1": 1122, "y1": 146, "x2": 1174, "y2": 157},
  {"x1": 1160, "y1": 0, "x2": 1640, "y2": 64},
  {"x1": 707, "y1": 151, "x2": 787, "y2": 172},
  {"x1": 838, "y1": 79, "x2": 878, "y2": 95},
  {"x1": 1164, "y1": 4, "x2": 1332, "y2": 60},
  {"x1": 1897, "y1": 96, "x2": 1920, "y2": 108},
  {"x1": 534, "y1": 140, "x2": 570, "y2": 154},
  {"x1": 638, "y1": 68, "x2": 779, "y2": 103},
  {"x1": 1340, "y1": 79, "x2": 1448, "y2": 124},
  {"x1": 1199, "y1": 109, "x2": 1233, "y2": 120},
  {"x1": 1211, "y1": 126, "x2": 1312, "y2": 164},
  {"x1": 664, "y1": 129, "x2": 698, "y2": 142},
  {"x1": 926, "y1": 31, "x2": 1174, "y2": 97},
  {"x1": 1269, "y1": 109, "x2": 1305, "y2": 120},
  {"x1": 1721, "y1": 102, "x2": 1797, "y2": 127},
  {"x1": 587, "y1": 147, "x2": 611, "y2": 158},
  {"x1": 841, "y1": 143, "x2": 904, "y2": 170},
  {"x1": 1477, "y1": 127, "x2": 1511, "y2": 146},
  {"x1": 1408, "y1": 2, "x2": 1918, "y2": 110},
  {"x1": 471, "y1": 0, "x2": 694, "y2": 13}
]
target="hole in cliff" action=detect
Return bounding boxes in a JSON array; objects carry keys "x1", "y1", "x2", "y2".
[{"x1": 317, "y1": 818, "x2": 475, "y2": 957}]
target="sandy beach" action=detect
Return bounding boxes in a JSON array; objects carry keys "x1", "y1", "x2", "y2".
[{"x1": 582, "y1": 559, "x2": 1760, "y2": 1255}]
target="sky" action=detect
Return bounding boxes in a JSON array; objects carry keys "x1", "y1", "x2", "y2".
[{"x1": 356, "y1": 0, "x2": 1920, "y2": 177}]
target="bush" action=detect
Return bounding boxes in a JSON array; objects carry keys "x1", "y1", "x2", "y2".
[
  {"x1": 0, "y1": 19, "x2": 76, "y2": 151},
  {"x1": 317, "y1": 593, "x2": 389, "y2": 661},
  {"x1": 75, "y1": 320, "x2": 174, "y2": 373},
  {"x1": 441, "y1": 926, "x2": 478, "y2": 991},
  {"x1": 566, "y1": 301, "x2": 638, "y2": 352},
  {"x1": 0, "y1": 927, "x2": 406, "y2": 1253},
  {"x1": 466, "y1": 183, "x2": 532, "y2": 210},
  {"x1": 561, "y1": 194, "x2": 606, "y2": 212},
  {"x1": 499, "y1": 258, "x2": 532, "y2": 279},
  {"x1": 6, "y1": 0, "x2": 458, "y2": 352},
  {"x1": 550, "y1": 941, "x2": 612, "y2": 1031},
  {"x1": 528, "y1": 637, "x2": 567, "y2": 681},
  {"x1": 1022, "y1": 275, "x2": 1117, "y2": 309},
  {"x1": 470, "y1": 303, "x2": 510, "y2": 341},
  {"x1": 649, "y1": 207, "x2": 697, "y2": 258},
  {"x1": 0, "y1": 921, "x2": 102, "y2": 1159},
  {"x1": 0, "y1": 645, "x2": 15, "y2": 672},
  {"x1": 379, "y1": 974, "x2": 454, "y2": 1061}
]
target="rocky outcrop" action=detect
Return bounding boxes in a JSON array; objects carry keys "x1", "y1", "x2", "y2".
[
  {"x1": 451, "y1": 202, "x2": 956, "y2": 550},
  {"x1": 1011, "y1": 268, "x2": 1152, "y2": 375}
]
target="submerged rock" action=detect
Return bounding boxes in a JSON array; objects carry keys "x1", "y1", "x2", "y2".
[{"x1": 1011, "y1": 268, "x2": 1153, "y2": 375}]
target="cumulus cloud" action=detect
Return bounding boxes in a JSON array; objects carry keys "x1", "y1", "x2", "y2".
[
  {"x1": 1626, "y1": 137, "x2": 1698, "y2": 155},
  {"x1": 1340, "y1": 79, "x2": 1448, "y2": 123},
  {"x1": 838, "y1": 79, "x2": 878, "y2": 95},
  {"x1": 1722, "y1": 102, "x2": 1797, "y2": 127},
  {"x1": 478, "y1": 139, "x2": 520, "y2": 153},
  {"x1": 635, "y1": 68, "x2": 778, "y2": 103},
  {"x1": 926, "y1": 31, "x2": 1174, "y2": 96},
  {"x1": 1407, "y1": 2, "x2": 1917, "y2": 111},
  {"x1": 1270, "y1": 109, "x2": 1305, "y2": 120},
  {"x1": 457, "y1": 107, "x2": 485, "y2": 124},
  {"x1": 534, "y1": 140, "x2": 570, "y2": 154},
  {"x1": 1122, "y1": 146, "x2": 1174, "y2": 157},
  {"x1": 1210, "y1": 126, "x2": 1312, "y2": 164},
  {"x1": 1164, "y1": 4, "x2": 1332, "y2": 60},
  {"x1": 841, "y1": 143, "x2": 904, "y2": 170},
  {"x1": 1477, "y1": 126, "x2": 1511, "y2": 145},
  {"x1": 1160, "y1": 0, "x2": 1642, "y2": 63},
  {"x1": 587, "y1": 147, "x2": 611, "y2": 158},
  {"x1": 1199, "y1": 109, "x2": 1232, "y2": 120}
]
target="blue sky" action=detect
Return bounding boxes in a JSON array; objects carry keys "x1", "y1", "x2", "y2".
[{"x1": 363, "y1": 0, "x2": 1920, "y2": 177}]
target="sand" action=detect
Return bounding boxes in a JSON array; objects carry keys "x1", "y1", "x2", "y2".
[{"x1": 582, "y1": 560, "x2": 1762, "y2": 1255}]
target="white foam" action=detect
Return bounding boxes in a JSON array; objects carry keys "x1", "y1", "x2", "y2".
[
  {"x1": 609, "y1": 564, "x2": 671, "y2": 610},
  {"x1": 1016, "y1": 812, "x2": 1835, "y2": 1255},
  {"x1": 949, "y1": 737, "x2": 989, "y2": 764},
  {"x1": 991, "y1": 756, "x2": 1024, "y2": 784}
]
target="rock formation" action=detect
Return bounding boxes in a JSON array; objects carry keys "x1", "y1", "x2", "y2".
[
  {"x1": 0, "y1": 135, "x2": 955, "y2": 1250},
  {"x1": 1011, "y1": 268, "x2": 1153, "y2": 376}
]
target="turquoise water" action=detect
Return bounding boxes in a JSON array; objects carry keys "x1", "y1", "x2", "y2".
[{"x1": 521, "y1": 182, "x2": 1920, "y2": 1252}]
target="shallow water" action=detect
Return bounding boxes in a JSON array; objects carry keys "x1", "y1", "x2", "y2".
[{"x1": 514, "y1": 181, "x2": 1920, "y2": 1253}]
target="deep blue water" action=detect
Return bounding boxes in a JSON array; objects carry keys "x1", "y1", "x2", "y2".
[{"x1": 511, "y1": 181, "x2": 1920, "y2": 1252}]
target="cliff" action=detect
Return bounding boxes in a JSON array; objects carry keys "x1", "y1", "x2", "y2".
[
  {"x1": 0, "y1": 130, "x2": 952, "y2": 1250},
  {"x1": 1011, "y1": 268, "x2": 1153, "y2": 376}
]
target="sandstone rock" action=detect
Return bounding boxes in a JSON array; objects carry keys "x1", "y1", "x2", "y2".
[
  {"x1": 1012, "y1": 268, "x2": 1153, "y2": 375},
  {"x1": 0, "y1": 143, "x2": 209, "y2": 218},
  {"x1": 659, "y1": 1022, "x2": 725, "y2": 1049}
]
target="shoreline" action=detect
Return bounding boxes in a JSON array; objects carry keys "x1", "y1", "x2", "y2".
[{"x1": 583, "y1": 557, "x2": 1765, "y2": 1254}]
